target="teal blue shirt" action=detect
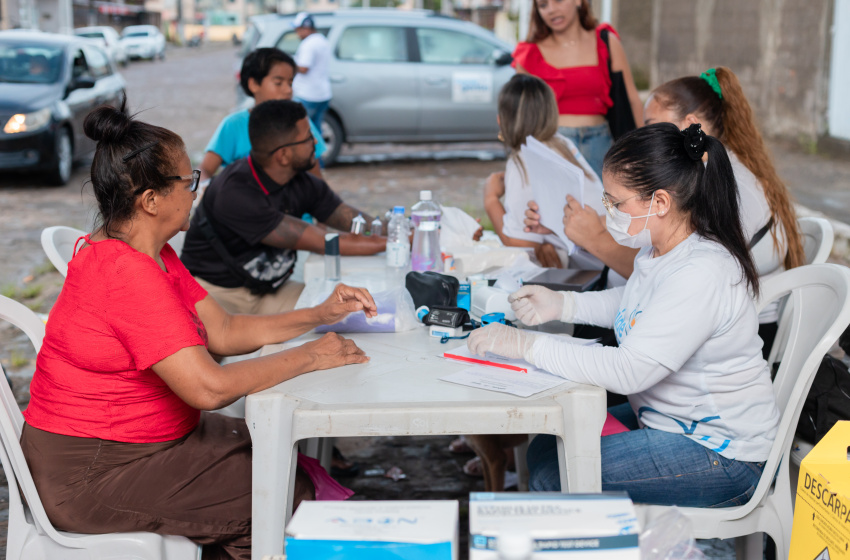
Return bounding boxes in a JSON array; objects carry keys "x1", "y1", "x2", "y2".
[{"x1": 205, "y1": 108, "x2": 327, "y2": 166}]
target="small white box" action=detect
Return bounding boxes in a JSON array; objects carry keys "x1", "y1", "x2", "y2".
[
  {"x1": 469, "y1": 492, "x2": 639, "y2": 559},
  {"x1": 285, "y1": 500, "x2": 458, "y2": 560}
]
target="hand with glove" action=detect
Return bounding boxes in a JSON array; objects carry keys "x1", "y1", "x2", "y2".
[
  {"x1": 508, "y1": 285, "x2": 575, "y2": 326},
  {"x1": 467, "y1": 323, "x2": 538, "y2": 363}
]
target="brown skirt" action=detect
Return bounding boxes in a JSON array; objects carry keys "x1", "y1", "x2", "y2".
[{"x1": 21, "y1": 413, "x2": 254, "y2": 560}]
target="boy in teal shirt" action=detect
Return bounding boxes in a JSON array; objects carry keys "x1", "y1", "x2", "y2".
[{"x1": 201, "y1": 48, "x2": 327, "y2": 181}]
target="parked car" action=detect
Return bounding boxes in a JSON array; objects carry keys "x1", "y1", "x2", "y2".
[
  {"x1": 0, "y1": 31, "x2": 126, "y2": 185},
  {"x1": 75, "y1": 26, "x2": 128, "y2": 67},
  {"x1": 120, "y1": 25, "x2": 166, "y2": 61},
  {"x1": 240, "y1": 9, "x2": 514, "y2": 165}
]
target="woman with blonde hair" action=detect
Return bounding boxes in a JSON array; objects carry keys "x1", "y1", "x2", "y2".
[
  {"x1": 484, "y1": 73, "x2": 606, "y2": 269},
  {"x1": 512, "y1": 0, "x2": 643, "y2": 177}
]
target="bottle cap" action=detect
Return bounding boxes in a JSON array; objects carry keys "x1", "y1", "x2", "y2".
[
  {"x1": 419, "y1": 190, "x2": 432, "y2": 201},
  {"x1": 393, "y1": 206, "x2": 405, "y2": 214},
  {"x1": 324, "y1": 233, "x2": 339, "y2": 256}
]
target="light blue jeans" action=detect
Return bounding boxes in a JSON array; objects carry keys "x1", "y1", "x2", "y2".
[
  {"x1": 527, "y1": 403, "x2": 765, "y2": 508},
  {"x1": 558, "y1": 123, "x2": 613, "y2": 179},
  {"x1": 296, "y1": 98, "x2": 330, "y2": 134}
]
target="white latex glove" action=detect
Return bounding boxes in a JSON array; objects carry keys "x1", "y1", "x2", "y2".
[
  {"x1": 508, "y1": 285, "x2": 575, "y2": 326},
  {"x1": 467, "y1": 323, "x2": 537, "y2": 363}
]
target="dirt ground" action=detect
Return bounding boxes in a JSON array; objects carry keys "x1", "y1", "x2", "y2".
[{"x1": 2, "y1": 42, "x2": 850, "y2": 559}]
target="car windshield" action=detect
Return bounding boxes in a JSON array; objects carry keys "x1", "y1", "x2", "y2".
[
  {"x1": 123, "y1": 31, "x2": 150, "y2": 38},
  {"x1": 0, "y1": 44, "x2": 63, "y2": 84},
  {"x1": 77, "y1": 32, "x2": 105, "y2": 39}
]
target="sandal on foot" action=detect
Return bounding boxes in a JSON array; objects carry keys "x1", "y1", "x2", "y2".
[
  {"x1": 448, "y1": 437, "x2": 473, "y2": 454},
  {"x1": 462, "y1": 456, "x2": 484, "y2": 478}
]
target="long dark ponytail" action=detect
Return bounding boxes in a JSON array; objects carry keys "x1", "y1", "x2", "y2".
[{"x1": 603, "y1": 122, "x2": 759, "y2": 297}]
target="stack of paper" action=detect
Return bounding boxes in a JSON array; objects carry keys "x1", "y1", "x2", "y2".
[{"x1": 519, "y1": 136, "x2": 605, "y2": 254}]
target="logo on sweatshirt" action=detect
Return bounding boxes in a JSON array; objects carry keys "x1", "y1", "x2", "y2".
[{"x1": 614, "y1": 306, "x2": 642, "y2": 340}]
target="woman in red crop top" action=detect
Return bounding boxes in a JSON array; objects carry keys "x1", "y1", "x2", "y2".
[
  {"x1": 512, "y1": 0, "x2": 642, "y2": 177},
  {"x1": 21, "y1": 100, "x2": 377, "y2": 559}
]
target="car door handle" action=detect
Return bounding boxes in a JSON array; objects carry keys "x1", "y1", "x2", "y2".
[
  {"x1": 424, "y1": 76, "x2": 448, "y2": 86},
  {"x1": 330, "y1": 74, "x2": 346, "y2": 84}
]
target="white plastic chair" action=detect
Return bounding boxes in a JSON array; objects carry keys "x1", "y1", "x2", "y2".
[
  {"x1": 40, "y1": 226, "x2": 86, "y2": 278},
  {"x1": 0, "y1": 295, "x2": 201, "y2": 560},
  {"x1": 636, "y1": 263, "x2": 850, "y2": 560},
  {"x1": 798, "y1": 217, "x2": 834, "y2": 265},
  {"x1": 767, "y1": 217, "x2": 836, "y2": 367}
]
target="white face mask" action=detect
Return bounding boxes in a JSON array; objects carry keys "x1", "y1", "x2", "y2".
[{"x1": 605, "y1": 192, "x2": 658, "y2": 249}]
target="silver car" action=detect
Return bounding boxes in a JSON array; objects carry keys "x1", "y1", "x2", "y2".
[{"x1": 241, "y1": 9, "x2": 514, "y2": 165}]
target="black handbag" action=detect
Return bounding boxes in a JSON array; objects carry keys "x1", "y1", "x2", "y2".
[{"x1": 600, "y1": 28, "x2": 637, "y2": 141}]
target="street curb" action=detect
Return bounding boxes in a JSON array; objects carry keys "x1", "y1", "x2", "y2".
[{"x1": 795, "y1": 204, "x2": 850, "y2": 263}]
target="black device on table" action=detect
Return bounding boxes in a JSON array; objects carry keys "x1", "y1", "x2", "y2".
[{"x1": 523, "y1": 269, "x2": 602, "y2": 292}]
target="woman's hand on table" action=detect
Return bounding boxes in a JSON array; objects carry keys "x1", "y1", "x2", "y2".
[
  {"x1": 562, "y1": 195, "x2": 607, "y2": 251},
  {"x1": 316, "y1": 284, "x2": 378, "y2": 325},
  {"x1": 467, "y1": 324, "x2": 536, "y2": 363},
  {"x1": 523, "y1": 201, "x2": 554, "y2": 235},
  {"x1": 306, "y1": 333, "x2": 369, "y2": 370}
]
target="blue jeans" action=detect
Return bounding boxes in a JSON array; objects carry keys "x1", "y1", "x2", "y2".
[
  {"x1": 558, "y1": 123, "x2": 613, "y2": 179},
  {"x1": 527, "y1": 403, "x2": 765, "y2": 508},
  {"x1": 296, "y1": 98, "x2": 330, "y2": 134}
]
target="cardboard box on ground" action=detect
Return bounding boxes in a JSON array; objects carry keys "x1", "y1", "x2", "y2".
[{"x1": 791, "y1": 421, "x2": 850, "y2": 559}]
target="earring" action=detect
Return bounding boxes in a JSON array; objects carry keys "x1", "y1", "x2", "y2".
[{"x1": 497, "y1": 132, "x2": 505, "y2": 142}]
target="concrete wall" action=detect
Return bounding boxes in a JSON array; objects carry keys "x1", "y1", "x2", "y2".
[{"x1": 614, "y1": 0, "x2": 835, "y2": 142}]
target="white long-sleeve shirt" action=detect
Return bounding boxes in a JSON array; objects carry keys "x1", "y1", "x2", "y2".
[{"x1": 529, "y1": 234, "x2": 780, "y2": 462}]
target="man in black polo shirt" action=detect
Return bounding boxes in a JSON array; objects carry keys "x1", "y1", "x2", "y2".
[{"x1": 181, "y1": 99, "x2": 386, "y2": 314}]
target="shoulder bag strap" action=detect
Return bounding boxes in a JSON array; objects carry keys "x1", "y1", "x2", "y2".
[{"x1": 748, "y1": 217, "x2": 775, "y2": 250}]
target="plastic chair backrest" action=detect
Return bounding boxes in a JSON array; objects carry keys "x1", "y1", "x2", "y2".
[
  {"x1": 0, "y1": 295, "x2": 72, "y2": 541},
  {"x1": 41, "y1": 226, "x2": 86, "y2": 278},
  {"x1": 798, "y1": 217, "x2": 834, "y2": 265},
  {"x1": 744, "y1": 264, "x2": 850, "y2": 513}
]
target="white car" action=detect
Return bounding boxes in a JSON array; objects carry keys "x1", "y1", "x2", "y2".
[
  {"x1": 120, "y1": 25, "x2": 165, "y2": 61},
  {"x1": 75, "y1": 26, "x2": 128, "y2": 67}
]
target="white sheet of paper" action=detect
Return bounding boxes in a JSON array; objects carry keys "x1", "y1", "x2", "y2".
[
  {"x1": 441, "y1": 335, "x2": 600, "y2": 396},
  {"x1": 520, "y1": 136, "x2": 587, "y2": 254},
  {"x1": 440, "y1": 366, "x2": 567, "y2": 398}
]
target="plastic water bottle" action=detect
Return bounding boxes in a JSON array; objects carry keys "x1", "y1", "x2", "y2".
[
  {"x1": 386, "y1": 206, "x2": 410, "y2": 269},
  {"x1": 411, "y1": 190, "x2": 441, "y2": 272}
]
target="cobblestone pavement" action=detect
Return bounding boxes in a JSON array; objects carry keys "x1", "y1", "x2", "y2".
[{"x1": 2, "y1": 43, "x2": 850, "y2": 559}]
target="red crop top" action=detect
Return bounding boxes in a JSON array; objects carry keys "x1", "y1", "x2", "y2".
[{"x1": 512, "y1": 24, "x2": 617, "y2": 116}]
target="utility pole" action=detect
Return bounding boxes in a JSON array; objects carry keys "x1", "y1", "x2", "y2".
[{"x1": 176, "y1": 0, "x2": 184, "y2": 45}]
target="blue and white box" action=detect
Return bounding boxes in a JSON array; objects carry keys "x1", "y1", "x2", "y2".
[
  {"x1": 285, "y1": 500, "x2": 458, "y2": 560},
  {"x1": 469, "y1": 493, "x2": 639, "y2": 559}
]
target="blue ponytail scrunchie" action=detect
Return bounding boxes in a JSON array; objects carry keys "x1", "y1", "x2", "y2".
[{"x1": 700, "y1": 68, "x2": 723, "y2": 100}]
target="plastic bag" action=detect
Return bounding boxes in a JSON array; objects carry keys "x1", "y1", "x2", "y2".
[
  {"x1": 639, "y1": 508, "x2": 706, "y2": 560},
  {"x1": 315, "y1": 287, "x2": 418, "y2": 333}
]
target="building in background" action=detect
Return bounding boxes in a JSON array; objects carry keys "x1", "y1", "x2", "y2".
[
  {"x1": 612, "y1": 0, "x2": 847, "y2": 148},
  {"x1": 1, "y1": 0, "x2": 73, "y2": 31}
]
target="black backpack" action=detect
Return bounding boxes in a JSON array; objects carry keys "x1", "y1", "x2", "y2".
[{"x1": 796, "y1": 354, "x2": 850, "y2": 444}]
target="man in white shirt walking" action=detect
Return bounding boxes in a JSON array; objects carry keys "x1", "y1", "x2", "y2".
[{"x1": 292, "y1": 12, "x2": 332, "y2": 137}]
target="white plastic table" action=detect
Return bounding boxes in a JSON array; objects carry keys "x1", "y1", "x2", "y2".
[{"x1": 246, "y1": 328, "x2": 607, "y2": 560}]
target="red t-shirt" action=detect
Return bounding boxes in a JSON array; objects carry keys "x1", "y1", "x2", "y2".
[
  {"x1": 24, "y1": 237, "x2": 209, "y2": 443},
  {"x1": 512, "y1": 24, "x2": 616, "y2": 116}
]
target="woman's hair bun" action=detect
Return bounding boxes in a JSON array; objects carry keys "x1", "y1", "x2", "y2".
[
  {"x1": 681, "y1": 122, "x2": 706, "y2": 161},
  {"x1": 83, "y1": 97, "x2": 131, "y2": 143}
]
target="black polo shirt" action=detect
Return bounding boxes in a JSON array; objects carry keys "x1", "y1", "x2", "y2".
[{"x1": 181, "y1": 157, "x2": 342, "y2": 288}]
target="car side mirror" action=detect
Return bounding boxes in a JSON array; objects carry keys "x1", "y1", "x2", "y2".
[
  {"x1": 493, "y1": 50, "x2": 513, "y2": 67},
  {"x1": 69, "y1": 76, "x2": 97, "y2": 92}
]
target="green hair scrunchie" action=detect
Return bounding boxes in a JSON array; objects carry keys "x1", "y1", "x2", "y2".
[{"x1": 700, "y1": 68, "x2": 723, "y2": 100}]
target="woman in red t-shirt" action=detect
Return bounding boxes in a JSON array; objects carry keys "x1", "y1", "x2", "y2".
[
  {"x1": 512, "y1": 0, "x2": 642, "y2": 177},
  {"x1": 21, "y1": 101, "x2": 376, "y2": 560}
]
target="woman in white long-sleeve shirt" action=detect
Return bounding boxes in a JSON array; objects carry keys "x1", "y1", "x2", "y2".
[{"x1": 468, "y1": 123, "x2": 780, "y2": 507}]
